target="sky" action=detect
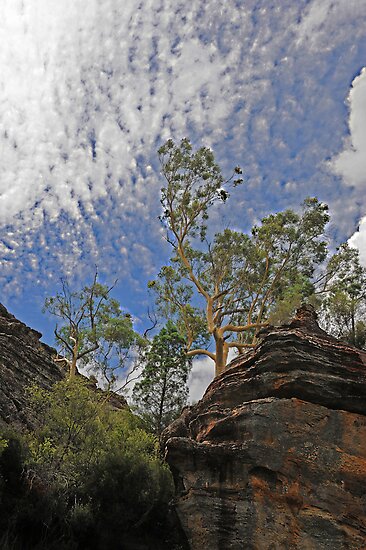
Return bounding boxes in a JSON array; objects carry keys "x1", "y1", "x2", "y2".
[{"x1": 1, "y1": 0, "x2": 366, "y2": 401}]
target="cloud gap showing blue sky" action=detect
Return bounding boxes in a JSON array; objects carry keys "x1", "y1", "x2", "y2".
[{"x1": 1, "y1": 0, "x2": 366, "y2": 395}]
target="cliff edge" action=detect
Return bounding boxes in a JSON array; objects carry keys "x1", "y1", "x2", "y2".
[
  {"x1": 0, "y1": 304, "x2": 65, "y2": 426},
  {"x1": 0, "y1": 304, "x2": 127, "y2": 427},
  {"x1": 162, "y1": 305, "x2": 366, "y2": 549}
]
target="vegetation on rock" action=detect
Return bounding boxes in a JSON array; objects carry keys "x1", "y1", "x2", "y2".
[
  {"x1": 149, "y1": 138, "x2": 330, "y2": 375},
  {"x1": 0, "y1": 378, "x2": 177, "y2": 549}
]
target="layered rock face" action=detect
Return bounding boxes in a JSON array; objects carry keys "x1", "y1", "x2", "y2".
[
  {"x1": 0, "y1": 304, "x2": 127, "y2": 426},
  {"x1": 163, "y1": 306, "x2": 366, "y2": 549},
  {"x1": 0, "y1": 303, "x2": 65, "y2": 426}
]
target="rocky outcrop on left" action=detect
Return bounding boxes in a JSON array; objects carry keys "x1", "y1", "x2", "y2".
[
  {"x1": 0, "y1": 303, "x2": 128, "y2": 427},
  {"x1": 0, "y1": 304, "x2": 65, "y2": 427}
]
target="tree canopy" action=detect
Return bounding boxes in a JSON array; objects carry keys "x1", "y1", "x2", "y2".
[
  {"x1": 44, "y1": 271, "x2": 144, "y2": 380},
  {"x1": 320, "y1": 243, "x2": 366, "y2": 348},
  {"x1": 149, "y1": 139, "x2": 330, "y2": 376},
  {"x1": 133, "y1": 321, "x2": 192, "y2": 435}
]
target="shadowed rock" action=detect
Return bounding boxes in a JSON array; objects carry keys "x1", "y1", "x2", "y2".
[
  {"x1": 162, "y1": 305, "x2": 366, "y2": 550},
  {"x1": 0, "y1": 304, "x2": 126, "y2": 427},
  {"x1": 0, "y1": 304, "x2": 65, "y2": 427}
]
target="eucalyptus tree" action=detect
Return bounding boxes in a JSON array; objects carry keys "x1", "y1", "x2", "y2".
[
  {"x1": 320, "y1": 243, "x2": 366, "y2": 348},
  {"x1": 45, "y1": 271, "x2": 142, "y2": 379},
  {"x1": 149, "y1": 139, "x2": 329, "y2": 376}
]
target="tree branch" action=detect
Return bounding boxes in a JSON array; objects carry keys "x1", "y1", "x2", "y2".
[
  {"x1": 186, "y1": 348, "x2": 216, "y2": 361},
  {"x1": 54, "y1": 328, "x2": 73, "y2": 354},
  {"x1": 221, "y1": 321, "x2": 268, "y2": 334},
  {"x1": 77, "y1": 343, "x2": 99, "y2": 361}
]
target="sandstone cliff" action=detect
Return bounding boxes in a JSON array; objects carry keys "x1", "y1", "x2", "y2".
[
  {"x1": 0, "y1": 304, "x2": 126, "y2": 427},
  {"x1": 0, "y1": 303, "x2": 65, "y2": 426},
  {"x1": 163, "y1": 306, "x2": 366, "y2": 549}
]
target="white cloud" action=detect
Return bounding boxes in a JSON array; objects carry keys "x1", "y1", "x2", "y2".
[
  {"x1": 188, "y1": 357, "x2": 215, "y2": 404},
  {"x1": 330, "y1": 67, "x2": 366, "y2": 262},
  {"x1": 332, "y1": 68, "x2": 366, "y2": 188},
  {"x1": 349, "y1": 217, "x2": 366, "y2": 266},
  {"x1": 0, "y1": 0, "x2": 247, "y2": 296},
  {"x1": 188, "y1": 349, "x2": 237, "y2": 403},
  {"x1": 1, "y1": 0, "x2": 366, "y2": 323},
  {"x1": 296, "y1": 0, "x2": 366, "y2": 50}
]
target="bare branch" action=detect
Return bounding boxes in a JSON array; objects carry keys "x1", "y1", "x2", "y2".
[
  {"x1": 77, "y1": 343, "x2": 99, "y2": 360},
  {"x1": 143, "y1": 308, "x2": 158, "y2": 338},
  {"x1": 54, "y1": 328, "x2": 73, "y2": 354}
]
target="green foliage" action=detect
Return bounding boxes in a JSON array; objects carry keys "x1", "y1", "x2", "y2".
[
  {"x1": 133, "y1": 322, "x2": 192, "y2": 435},
  {"x1": 44, "y1": 272, "x2": 144, "y2": 383},
  {"x1": 320, "y1": 243, "x2": 366, "y2": 348},
  {"x1": 150, "y1": 265, "x2": 210, "y2": 351},
  {"x1": 1, "y1": 379, "x2": 174, "y2": 548},
  {"x1": 151, "y1": 139, "x2": 330, "y2": 374},
  {"x1": 158, "y1": 138, "x2": 242, "y2": 242},
  {"x1": 0, "y1": 437, "x2": 7, "y2": 455}
]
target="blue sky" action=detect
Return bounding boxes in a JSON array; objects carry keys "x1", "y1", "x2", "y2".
[{"x1": 1, "y1": 0, "x2": 366, "y2": 399}]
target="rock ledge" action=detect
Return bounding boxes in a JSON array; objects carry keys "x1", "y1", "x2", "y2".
[{"x1": 163, "y1": 306, "x2": 366, "y2": 550}]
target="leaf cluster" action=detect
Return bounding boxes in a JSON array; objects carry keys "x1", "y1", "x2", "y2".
[
  {"x1": 320, "y1": 243, "x2": 366, "y2": 348},
  {"x1": 158, "y1": 138, "x2": 243, "y2": 243},
  {"x1": 133, "y1": 321, "x2": 192, "y2": 435},
  {"x1": 0, "y1": 379, "x2": 175, "y2": 548}
]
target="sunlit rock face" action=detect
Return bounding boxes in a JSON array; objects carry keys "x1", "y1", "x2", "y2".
[
  {"x1": 0, "y1": 303, "x2": 64, "y2": 427},
  {"x1": 163, "y1": 306, "x2": 366, "y2": 550}
]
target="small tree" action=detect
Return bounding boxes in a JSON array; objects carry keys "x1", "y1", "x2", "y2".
[
  {"x1": 44, "y1": 271, "x2": 142, "y2": 379},
  {"x1": 150, "y1": 139, "x2": 329, "y2": 376},
  {"x1": 22, "y1": 378, "x2": 174, "y2": 547},
  {"x1": 320, "y1": 243, "x2": 366, "y2": 348},
  {"x1": 132, "y1": 322, "x2": 192, "y2": 435}
]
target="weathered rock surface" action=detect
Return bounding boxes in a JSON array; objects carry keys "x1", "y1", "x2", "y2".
[
  {"x1": 163, "y1": 306, "x2": 366, "y2": 549},
  {"x1": 0, "y1": 303, "x2": 65, "y2": 426},
  {"x1": 0, "y1": 304, "x2": 127, "y2": 427}
]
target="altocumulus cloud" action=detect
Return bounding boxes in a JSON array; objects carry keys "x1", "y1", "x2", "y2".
[
  {"x1": 0, "y1": 0, "x2": 249, "y2": 295},
  {"x1": 1, "y1": 0, "x2": 366, "y2": 308},
  {"x1": 331, "y1": 68, "x2": 366, "y2": 264}
]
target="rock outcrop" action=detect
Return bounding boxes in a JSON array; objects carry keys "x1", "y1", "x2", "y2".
[
  {"x1": 0, "y1": 304, "x2": 65, "y2": 426},
  {"x1": 163, "y1": 306, "x2": 366, "y2": 549},
  {"x1": 0, "y1": 304, "x2": 127, "y2": 427}
]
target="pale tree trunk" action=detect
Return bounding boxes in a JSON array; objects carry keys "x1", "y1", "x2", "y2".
[
  {"x1": 351, "y1": 306, "x2": 356, "y2": 346},
  {"x1": 214, "y1": 336, "x2": 229, "y2": 377},
  {"x1": 157, "y1": 375, "x2": 167, "y2": 435},
  {"x1": 69, "y1": 340, "x2": 79, "y2": 378}
]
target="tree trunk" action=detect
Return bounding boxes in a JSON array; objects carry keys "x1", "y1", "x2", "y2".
[
  {"x1": 157, "y1": 375, "x2": 167, "y2": 435},
  {"x1": 215, "y1": 337, "x2": 229, "y2": 377},
  {"x1": 69, "y1": 355, "x2": 77, "y2": 378},
  {"x1": 351, "y1": 308, "x2": 356, "y2": 347},
  {"x1": 69, "y1": 340, "x2": 79, "y2": 378}
]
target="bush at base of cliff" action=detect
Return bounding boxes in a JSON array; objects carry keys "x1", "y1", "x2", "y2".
[{"x1": 0, "y1": 379, "x2": 175, "y2": 549}]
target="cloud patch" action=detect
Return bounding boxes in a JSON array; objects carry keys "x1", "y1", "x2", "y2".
[
  {"x1": 330, "y1": 67, "x2": 366, "y2": 263},
  {"x1": 349, "y1": 217, "x2": 366, "y2": 265},
  {"x1": 1, "y1": 0, "x2": 366, "y2": 325},
  {"x1": 332, "y1": 68, "x2": 366, "y2": 188}
]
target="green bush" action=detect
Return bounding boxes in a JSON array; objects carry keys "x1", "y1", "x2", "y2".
[{"x1": 0, "y1": 379, "x2": 175, "y2": 549}]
